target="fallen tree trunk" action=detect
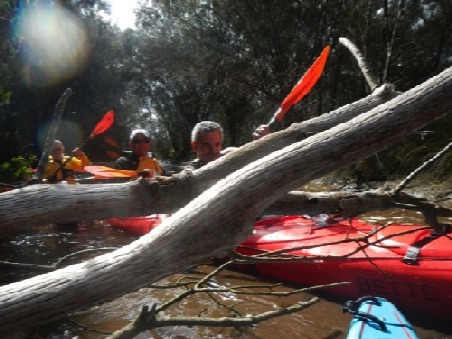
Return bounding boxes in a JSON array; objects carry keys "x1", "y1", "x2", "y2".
[
  {"x1": 0, "y1": 66, "x2": 452, "y2": 334},
  {"x1": 0, "y1": 84, "x2": 399, "y2": 231}
]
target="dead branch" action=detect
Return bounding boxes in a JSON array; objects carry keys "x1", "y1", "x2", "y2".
[
  {"x1": 0, "y1": 247, "x2": 117, "y2": 272},
  {"x1": 34, "y1": 88, "x2": 73, "y2": 181},
  {"x1": 393, "y1": 140, "x2": 452, "y2": 195},
  {"x1": 339, "y1": 37, "x2": 379, "y2": 91},
  {"x1": 265, "y1": 190, "x2": 452, "y2": 229},
  {"x1": 0, "y1": 261, "x2": 55, "y2": 272},
  {"x1": 108, "y1": 261, "x2": 347, "y2": 339},
  {"x1": 109, "y1": 297, "x2": 320, "y2": 339},
  {"x1": 0, "y1": 83, "x2": 400, "y2": 231},
  {"x1": 1, "y1": 56, "x2": 452, "y2": 335}
]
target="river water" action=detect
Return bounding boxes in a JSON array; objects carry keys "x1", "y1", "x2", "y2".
[{"x1": 1, "y1": 208, "x2": 452, "y2": 338}]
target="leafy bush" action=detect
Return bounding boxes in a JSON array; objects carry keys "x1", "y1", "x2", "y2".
[{"x1": 0, "y1": 155, "x2": 36, "y2": 183}]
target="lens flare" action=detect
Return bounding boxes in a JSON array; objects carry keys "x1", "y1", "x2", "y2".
[
  {"x1": 38, "y1": 120, "x2": 84, "y2": 150},
  {"x1": 14, "y1": 3, "x2": 90, "y2": 87}
]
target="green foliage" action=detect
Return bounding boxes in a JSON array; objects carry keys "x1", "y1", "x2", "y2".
[
  {"x1": 0, "y1": 154, "x2": 36, "y2": 183},
  {"x1": 0, "y1": 0, "x2": 451, "y2": 179},
  {"x1": 0, "y1": 0, "x2": 135, "y2": 162},
  {"x1": 132, "y1": 0, "x2": 452, "y2": 176}
]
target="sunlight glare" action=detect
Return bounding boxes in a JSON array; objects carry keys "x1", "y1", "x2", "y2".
[
  {"x1": 104, "y1": 0, "x2": 139, "y2": 30},
  {"x1": 15, "y1": 3, "x2": 89, "y2": 87}
]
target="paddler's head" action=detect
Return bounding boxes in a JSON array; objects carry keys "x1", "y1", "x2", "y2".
[
  {"x1": 129, "y1": 129, "x2": 152, "y2": 157},
  {"x1": 191, "y1": 121, "x2": 224, "y2": 164},
  {"x1": 50, "y1": 140, "x2": 64, "y2": 161}
]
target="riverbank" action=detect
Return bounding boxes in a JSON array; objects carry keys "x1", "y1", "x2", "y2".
[{"x1": 313, "y1": 174, "x2": 452, "y2": 206}]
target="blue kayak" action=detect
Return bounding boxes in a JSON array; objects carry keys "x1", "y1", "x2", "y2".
[{"x1": 343, "y1": 296, "x2": 418, "y2": 339}]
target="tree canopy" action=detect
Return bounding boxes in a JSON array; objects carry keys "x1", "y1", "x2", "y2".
[{"x1": 0, "y1": 0, "x2": 451, "y2": 178}]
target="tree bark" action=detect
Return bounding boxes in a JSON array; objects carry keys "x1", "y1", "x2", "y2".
[
  {"x1": 0, "y1": 84, "x2": 398, "y2": 231},
  {"x1": 34, "y1": 88, "x2": 73, "y2": 180},
  {"x1": 0, "y1": 66, "x2": 452, "y2": 334}
]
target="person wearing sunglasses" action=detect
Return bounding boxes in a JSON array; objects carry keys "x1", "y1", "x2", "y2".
[
  {"x1": 43, "y1": 140, "x2": 92, "y2": 184},
  {"x1": 114, "y1": 129, "x2": 164, "y2": 176}
]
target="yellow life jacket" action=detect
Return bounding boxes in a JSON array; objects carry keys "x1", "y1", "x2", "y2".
[{"x1": 44, "y1": 154, "x2": 91, "y2": 184}]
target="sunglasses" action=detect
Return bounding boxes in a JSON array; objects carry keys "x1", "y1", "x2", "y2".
[
  {"x1": 52, "y1": 148, "x2": 63, "y2": 152},
  {"x1": 132, "y1": 138, "x2": 151, "y2": 144}
]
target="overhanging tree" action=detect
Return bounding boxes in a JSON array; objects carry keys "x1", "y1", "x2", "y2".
[{"x1": 0, "y1": 58, "x2": 451, "y2": 334}]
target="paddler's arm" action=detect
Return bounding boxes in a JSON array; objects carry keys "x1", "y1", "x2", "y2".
[
  {"x1": 69, "y1": 148, "x2": 91, "y2": 172},
  {"x1": 252, "y1": 124, "x2": 271, "y2": 140}
]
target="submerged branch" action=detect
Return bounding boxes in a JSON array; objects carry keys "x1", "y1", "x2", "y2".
[
  {"x1": 109, "y1": 297, "x2": 320, "y2": 339},
  {"x1": 108, "y1": 260, "x2": 345, "y2": 339},
  {"x1": 0, "y1": 247, "x2": 118, "y2": 272}
]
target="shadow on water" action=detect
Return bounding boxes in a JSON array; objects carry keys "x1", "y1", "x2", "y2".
[{"x1": 1, "y1": 206, "x2": 452, "y2": 338}]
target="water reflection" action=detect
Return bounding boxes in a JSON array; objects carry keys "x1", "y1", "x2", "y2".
[{"x1": 1, "y1": 211, "x2": 452, "y2": 338}]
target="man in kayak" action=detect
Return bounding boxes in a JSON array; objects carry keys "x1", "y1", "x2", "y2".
[
  {"x1": 114, "y1": 129, "x2": 164, "y2": 176},
  {"x1": 185, "y1": 121, "x2": 224, "y2": 170},
  {"x1": 44, "y1": 140, "x2": 91, "y2": 184},
  {"x1": 185, "y1": 121, "x2": 270, "y2": 170}
]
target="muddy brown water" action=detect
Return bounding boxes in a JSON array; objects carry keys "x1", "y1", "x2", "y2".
[{"x1": 1, "y1": 209, "x2": 452, "y2": 338}]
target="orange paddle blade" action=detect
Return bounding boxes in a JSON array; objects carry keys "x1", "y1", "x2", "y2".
[
  {"x1": 90, "y1": 110, "x2": 115, "y2": 138},
  {"x1": 274, "y1": 45, "x2": 330, "y2": 122},
  {"x1": 84, "y1": 165, "x2": 138, "y2": 179}
]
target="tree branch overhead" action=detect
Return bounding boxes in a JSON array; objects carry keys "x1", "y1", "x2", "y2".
[{"x1": 1, "y1": 54, "x2": 452, "y2": 336}]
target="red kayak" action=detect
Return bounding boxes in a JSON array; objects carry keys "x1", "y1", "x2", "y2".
[
  {"x1": 107, "y1": 214, "x2": 452, "y2": 319},
  {"x1": 237, "y1": 215, "x2": 452, "y2": 319},
  {"x1": 106, "y1": 215, "x2": 161, "y2": 236}
]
